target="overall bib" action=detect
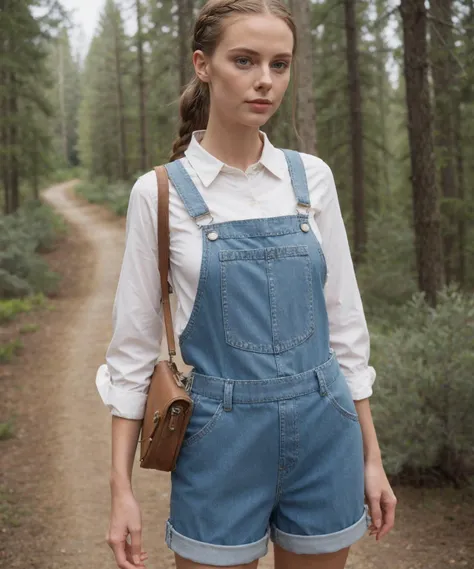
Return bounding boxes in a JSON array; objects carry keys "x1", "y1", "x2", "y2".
[{"x1": 163, "y1": 150, "x2": 369, "y2": 566}]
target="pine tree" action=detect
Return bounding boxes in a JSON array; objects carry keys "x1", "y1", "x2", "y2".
[
  {"x1": 0, "y1": 0, "x2": 63, "y2": 212},
  {"x1": 400, "y1": 0, "x2": 444, "y2": 305},
  {"x1": 344, "y1": 0, "x2": 367, "y2": 263}
]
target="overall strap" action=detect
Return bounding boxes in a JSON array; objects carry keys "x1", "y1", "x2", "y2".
[
  {"x1": 281, "y1": 149, "x2": 311, "y2": 210},
  {"x1": 165, "y1": 159, "x2": 212, "y2": 224}
]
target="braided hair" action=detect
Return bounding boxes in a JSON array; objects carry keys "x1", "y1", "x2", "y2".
[{"x1": 169, "y1": 0, "x2": 297, "y2": 162}]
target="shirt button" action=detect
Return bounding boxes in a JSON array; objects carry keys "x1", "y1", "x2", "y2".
[
  {"x1": 300, "y1": 223, "x2": 310, "y2": 233},
  {"x1": 207, "y1": 231, "x2": 219, "y2": 241}
]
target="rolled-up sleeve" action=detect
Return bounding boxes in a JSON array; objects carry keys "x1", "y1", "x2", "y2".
[
  {"x1": 95, "y1": 171, "x2": 163, "y2": 420},
  {"x1": 313, "y1": 161, "x2": 376, "y2": 400}
]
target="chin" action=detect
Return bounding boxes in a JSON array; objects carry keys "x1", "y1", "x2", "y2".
[{"x1": 239, "y1": 113, "x2": 272, "y2": 129}]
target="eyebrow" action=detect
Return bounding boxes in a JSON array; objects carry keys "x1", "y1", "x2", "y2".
[{"x1": 228, "y1": 47, "x2": 293, "y2": 59}]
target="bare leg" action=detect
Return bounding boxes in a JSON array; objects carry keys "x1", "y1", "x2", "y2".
[
  {"x1": 274, "y1": 544, "x2": 350, "y2": 569},
  {"x1": 175, "y1": 553, "x2": 259, "y2": 569}
]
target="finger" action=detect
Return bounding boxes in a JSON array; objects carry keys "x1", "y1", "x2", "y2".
[
  {"x1": 378, "y1": 495, "x2": 397, "y2": 539},
  {"x1": 110, "y1": 539, "x2": 139, "y2": 569},
  {"x1": 130, "y1": 527, "x2": 143, "y2": 566},
  {"x1": 124, "y1": 542, "x2": 147, "y2": 567},
  {"x1": 367, "y1": 494, "x2": 382, "y2": 533}
]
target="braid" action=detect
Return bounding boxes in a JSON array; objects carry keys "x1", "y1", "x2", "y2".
[{"x1": 169, "y1": 77, "x2": 210, "y2": 162}]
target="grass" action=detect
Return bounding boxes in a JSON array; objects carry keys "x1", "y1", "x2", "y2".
[
  {"x1": 0, "y1": 421, "x2": 14, "y2": 441},
  {"x1": 0, "y1": 484, "x2": 27, "y2": 528},
  {"x1": 0, "y1": 294, "x2": 48, "y2": 324},
  {"x1": 19, "y1": 323, "x2": 39, "y2": 335},
  {"x1": 0, "y1": 339, "x2": 24, "y2": 364}
]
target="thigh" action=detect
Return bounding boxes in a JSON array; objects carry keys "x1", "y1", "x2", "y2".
[
  {"x1": 175, "y1": 553, "x2": 259, "y2": 569},
  {"x1": 274, "y1": 544, "x2": 350, "y2": 569}
]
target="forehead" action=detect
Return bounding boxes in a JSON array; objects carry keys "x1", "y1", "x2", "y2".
[{"x1": 218, "y1": 14, "x2": 294, "y2": 55}]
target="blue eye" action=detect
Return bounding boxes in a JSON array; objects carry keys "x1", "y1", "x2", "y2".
[
  {"x1": 236, "y1": 57, "x2": 251, "y2": 66},
  {"x1": 272, "y1": 61, "x2": 289, "y2": 71}
]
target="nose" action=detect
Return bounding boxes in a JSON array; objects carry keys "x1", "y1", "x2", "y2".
[{"x1": 255, "y1": 65, "x2": 273, "y2": 91}]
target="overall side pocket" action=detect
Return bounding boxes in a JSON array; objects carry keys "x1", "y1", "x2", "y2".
[
  {"x1": 182, "y1": 392, "x2": 225, "y2": 449},
  {"x1": 320, "y1": 369, "x2": 359, "y2": 423}
]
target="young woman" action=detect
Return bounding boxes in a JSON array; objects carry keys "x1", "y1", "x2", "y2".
[{"x1": 96, "y1": 1, "x2": 397, "y2": 568}]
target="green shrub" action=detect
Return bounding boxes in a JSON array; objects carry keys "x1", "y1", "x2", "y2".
[
  {"x1": 75, "y1": 178, "x2": 109, "y2": 204},
  {"x1": 107, "y1": 181, "x2": 132, "y2": 216},
  {"x1": 0, "y1": 339, "x2": 24, "y2": 363},
  {"x1": 19, "y1": 323, "x2": 39, "y2": 334},
  {"x1": 15, "y1": 199, "x2": 68, "y2": 252},
  {"x1": 0, "y1": 421, "x2": 14, "y2": 441},
  {"x1": 75, "y1": 178, "x2": 131, "y2": 216},
  {"x1": 47, "y1": 166, "x2": 83, "y2": 184},
  {"x1": 357, "y1": 209, "x2": 418, "y2": 327},
  {"x1": 0, "y1": 202, "x2": 64, "y2": 299},
  {"x1": 371, "y1": 286, "x2": 474, "y2": 484},
  {"x1": 0, "y1": 294, "x2": 47, "y2": 323}
]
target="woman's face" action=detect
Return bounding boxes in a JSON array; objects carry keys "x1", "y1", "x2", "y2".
[{"x1": 194, "y1": 13, "x2": 294, "y2": 129}]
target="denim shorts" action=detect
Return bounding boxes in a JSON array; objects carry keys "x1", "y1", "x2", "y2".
[{"x1": 165, "y1": 352, "x2": 370, "y2": 566}]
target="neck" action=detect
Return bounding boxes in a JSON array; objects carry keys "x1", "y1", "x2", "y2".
[{"x1": 199, "y1": 115, "x2": 264, "y2": 172}]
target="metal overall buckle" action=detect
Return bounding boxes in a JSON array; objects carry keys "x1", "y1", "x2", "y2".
[{"x1": 182, "y1": 371, "x2": 194, "y2": 394}]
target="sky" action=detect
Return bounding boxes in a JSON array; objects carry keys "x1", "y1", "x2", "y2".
[
  {"x1": 61, "y1": 0, "x2": 136, "y2": 60},
  {"x1": 61, "y1": 0, "x2": 102, "y2": 56},
  {"x1": 60, "y1": 0, "x2": 399, "y2": 82}
]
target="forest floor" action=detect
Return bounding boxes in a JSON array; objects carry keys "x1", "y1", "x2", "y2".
[{"x1": 0, "y1": 181, "x2": 473, "y2": 569}]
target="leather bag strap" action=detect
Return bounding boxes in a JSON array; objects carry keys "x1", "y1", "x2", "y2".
[{"x1": 154, "y1": 166, "x2": 176, "y2": 358}]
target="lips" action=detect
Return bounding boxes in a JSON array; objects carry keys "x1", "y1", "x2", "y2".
[{"x1": 248, "y1": 99, "x2": 272, "y2": 105}]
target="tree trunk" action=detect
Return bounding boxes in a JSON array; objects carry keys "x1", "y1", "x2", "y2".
[
  {"x1": 58, "y1": 38, "x2": 68, "y2": 165},
  {"x1": 375, "y1": 0, "x2": 390, "y2": 208},
  {"x1": 1, "y1": 67, "x2": 10, "y2": 214},
  {"x1": 453, "y1": 101, "x2": 465, "y2": 285},
  {"x1": 32, "y1": 128, "x2": 39, "y2": 200},
  {"x1": 344, "y1": 0, "x2": 366, "y2": 264},
  {"x1": 177, "y1": 0, "x2": 194, "y2": 92},
  {"x1": 136, "y1": 0, "x2": 148, "y2": 172},
  {"x1": 9, "y1": 72, "x2": 19, "y2": 213},
  {"x1": 454, "y1": 0, "x2": 474, "y2": 286},
  {"x1": 113, "y1": 18, "x2": 129, "y2": 180},
  {"x1": 400, "y1": 0, "x2": 444, "y2": 306},
  {"x1": 430, "y1": 0, "x2": 458, "y2": 284},
  {"x1": 290, "y1": 0, "x2": 317, "y2": 155}
]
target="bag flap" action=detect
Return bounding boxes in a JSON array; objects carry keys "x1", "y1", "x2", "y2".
[{"x1": 140, "y1": 361, "x2": 192, "y2": 441}]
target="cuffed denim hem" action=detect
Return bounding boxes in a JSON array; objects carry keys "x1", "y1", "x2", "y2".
[
  {"x1": 270, "y1": 505, "x2": 370, "y2": 555},
  {"x1": 165, "y1": 520, "x2": 269, "y2": 567}
]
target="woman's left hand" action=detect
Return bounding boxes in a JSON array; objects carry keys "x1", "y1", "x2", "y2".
[{"x1": 364, "y1": 460, "x2": 397, "y2": 541}]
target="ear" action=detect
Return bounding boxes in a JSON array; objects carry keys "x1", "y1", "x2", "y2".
[{"x1": 193, "y1": 50, "x2": 211, "y2": 83}]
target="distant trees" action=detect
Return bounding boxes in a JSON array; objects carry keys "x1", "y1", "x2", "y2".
[
  {"x1": 1, "y1": 0, "x2": 473, "y2": 296},
  {"x1": 290, "y1": 0, "x2": 318, "y2": 156},
  {"x1": 0, "y1": 0, "x2": 67, "y2": 212}
]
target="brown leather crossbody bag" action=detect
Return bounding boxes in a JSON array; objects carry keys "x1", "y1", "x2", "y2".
[{"x1": 139, "y1": 166, "x2": 193, "y2": 472}]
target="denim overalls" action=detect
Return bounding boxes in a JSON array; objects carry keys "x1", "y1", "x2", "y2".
[{"x1": 163, "y1": 150, "x2": 369, "y2": 567}]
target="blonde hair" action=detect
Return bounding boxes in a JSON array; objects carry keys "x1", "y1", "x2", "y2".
[{"x1": 169, "y1": 0, "x2": 297, "y2": 162}]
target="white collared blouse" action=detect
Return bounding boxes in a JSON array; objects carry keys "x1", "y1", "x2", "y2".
[{"x1": 96, "y1": 131, "x2": 376, "y2": 420}]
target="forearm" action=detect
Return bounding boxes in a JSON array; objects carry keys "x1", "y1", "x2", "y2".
[
  {"x1": 354, "y1": 398, "x2": 382, "y2": 465},
  {"x1": 110, "y1": 415, "x2": 142, "y2": 492}
]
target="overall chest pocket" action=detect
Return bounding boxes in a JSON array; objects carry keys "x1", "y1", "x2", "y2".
[{"x1": 219, "y1": 245, "x2": 315, "y2": 354}]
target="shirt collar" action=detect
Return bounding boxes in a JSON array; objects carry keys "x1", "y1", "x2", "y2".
[{"x1": 184, "y1": 130, "x2": 286, "y2": 188}]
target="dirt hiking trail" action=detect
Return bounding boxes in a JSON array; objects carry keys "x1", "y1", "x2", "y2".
[{"x1": 0, "y1": 181, "x2": 472, "y2": 569}]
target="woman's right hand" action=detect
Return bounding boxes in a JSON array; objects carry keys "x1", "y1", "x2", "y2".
[{"x1": 106, "y1": 489, "x2": 148, "y2": 568}]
